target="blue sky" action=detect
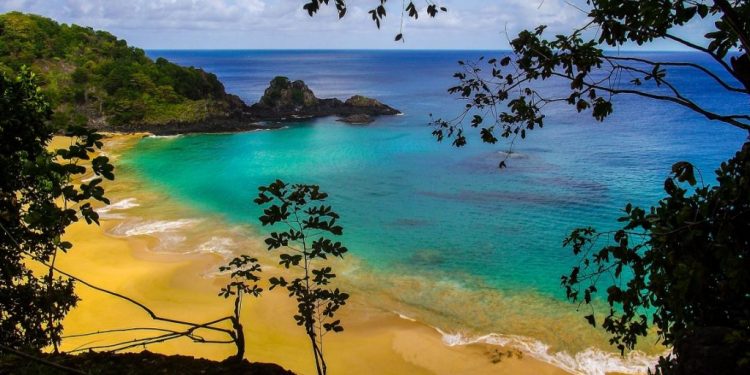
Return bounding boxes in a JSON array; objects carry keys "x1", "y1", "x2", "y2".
[{"x1": 1, "y1": 0, "x2": 713, "y2": 50}]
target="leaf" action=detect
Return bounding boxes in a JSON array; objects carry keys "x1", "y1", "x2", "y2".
[
  {"x1": 395, "y1": 33, "x2": 403, "y2": 42},
  {"x1": 406, "y1": 2, "x2": 418, "y2": 19},
  {"x1": 584, "y1": 314, "x2": 596, "y2": 327},
  {"x1": 697, "y1": 4, "x2": 708, "y2": 18},
  {"x1": 671, "y1": 161, "x2": 697, "y2": 186}
]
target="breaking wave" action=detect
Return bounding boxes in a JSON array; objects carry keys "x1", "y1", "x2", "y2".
[{"x1": 435, "y1": 329, "x2": 660, "y2": 375}]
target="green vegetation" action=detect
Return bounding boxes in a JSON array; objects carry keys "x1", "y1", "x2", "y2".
[
  {"x1": 0, "y1": 68, "x2": 114, "y2": 351},
  {"x1": 218, "y1": 255, "x2": 263, "y2": 361},
  {"x1": 260, "y1": 76, "x2": 316, "y2": 108},
  {"x1": 0, "y1": 12, "x2": 242, "y2": 129},
  {"x1": 253, "y1": 180, "x2": 350, "y2": 375},
  {"x1": 563, "y1": 144, "x2": 750, "y2": 374}
]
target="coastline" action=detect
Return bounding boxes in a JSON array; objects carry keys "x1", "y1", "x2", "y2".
[{"x1": 55, "y1": 133, "x2": 570, "y2": 375}]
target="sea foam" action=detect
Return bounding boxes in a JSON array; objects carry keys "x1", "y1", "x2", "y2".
[
  {"x1": 111, "y1": 218, "x2": 200, "y2": 237},
  {"x1": 435, "y1": 329, "x2": 660, "y2": 375},
  {"x1": 147, "y1": 134, "x2": 183, "y2": 139},
  {"x1": 191, "y1": 236, "x2": 236, "y2": 258},
  {"x1": 96, "y1": 198, "x2": 140, "y2": 219}
]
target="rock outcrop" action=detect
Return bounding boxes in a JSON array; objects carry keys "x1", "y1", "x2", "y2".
[
  {"x1": 248, "y1": 77, "x2": 400, "y2": 122},
  {"x1": 337, "y1": 114, "x2": 375, "y2": 124}
]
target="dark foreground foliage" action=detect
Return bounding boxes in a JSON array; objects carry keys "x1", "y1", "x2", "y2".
[
  {"x1": 1, "y1": 68, "x2": 113, "y2": 351},
  {"x1": 254, "y1": 180, "x2": 349, "y2": 375},
  {"x1": 563, "y1": 142, "x2": 750, "y2": 374},
  {"x1": 0, "y1": 351, "x2": 294, "y2": 375}
]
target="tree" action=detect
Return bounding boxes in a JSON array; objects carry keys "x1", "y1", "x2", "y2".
[
  {"x1": 300, "y1": 0, "x2": 750, "y2": 373},
  {"x1": 562, "y1": 144, "x2": 750, "y2": 374},
  {"x1": 254, "y1": 180, "x2": 349, "y2": 375},
  {"x1": 218, "y1": 254, "x2": 263, "y2": 361},
  {"x1": 0, "y1": 67, "x2": 114, "y2": 351}
]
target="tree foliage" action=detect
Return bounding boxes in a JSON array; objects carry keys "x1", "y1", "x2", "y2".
[
  {"x1": 429, "y1": 1, "x2": 749, "y2": 168},
  {"x1": 300, "y1": 0, "x2": 447, "y2": 41},
  {"x1": 254, "y1": 180, "x2": 349, "y2": 375},
  {"x1": 218, "y1": 255, "x2": 263, "y2": 361},
  {"x1": 562, "y1": 143, "x2": 750, "y2": 374},
  {"x1": 0, "y1": 68, "x2": 114, "y2": 351},
  {"x1": 0, "y1": 12, "x2": 239, "y2": 128}
]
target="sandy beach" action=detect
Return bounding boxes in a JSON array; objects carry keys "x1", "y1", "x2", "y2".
[{"x1": 51, "y1": 134, "x2": 569, "y2": 375}]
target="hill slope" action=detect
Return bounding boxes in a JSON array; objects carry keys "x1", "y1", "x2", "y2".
[{"x1": 0, "y1": 12, "x2": 249, "y2": 131}]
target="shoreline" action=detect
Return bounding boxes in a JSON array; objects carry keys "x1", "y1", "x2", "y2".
[
  {"x1": 54, "y1": 133, "x2": 654, "y2": 374},
  {"x1": 54, "y1": 133, "x2": 570, "y2": 374}
]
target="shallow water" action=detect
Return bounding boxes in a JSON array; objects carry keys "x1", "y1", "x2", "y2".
[{"x1": 113, "y1": 50, "x2": 747, "y2": 373}]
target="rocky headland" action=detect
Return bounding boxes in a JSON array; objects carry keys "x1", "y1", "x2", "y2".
[
  {"x1": 0, "y1": 13, "x2": 398, "y2": 136},
  {"x1": 92, "y1": 77, "x2": 400, "y2": 135}
]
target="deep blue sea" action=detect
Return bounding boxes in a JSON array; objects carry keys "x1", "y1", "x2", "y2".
[{"x1": 120, "y1": 50, "x2": 747, "y2": 372}]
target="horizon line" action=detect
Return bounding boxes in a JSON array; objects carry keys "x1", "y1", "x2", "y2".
[{"x1": 144, "y1": 48, "x2": 707, "y2": 53}]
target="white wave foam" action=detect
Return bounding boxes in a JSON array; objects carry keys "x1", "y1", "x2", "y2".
[
  {"x1": 191, "y1": 236, "x2": 236, "y2": 258},
  {"x1": 98, "y1": 198, "x2": 139, "y2": 213},
  {"x1": 110, "y1": 218, "x2": 200, "y2": 237},
  {"x1": 435, "y1": 329, "x2": 660, "y2": 375},
  {"x1": 96, "y1": 198, "x2": 140, "y2": 219},
  {"x1": 109, "y1": 218, "x2": 201, "y2": 250},
  {"x1": 148, "y1": 134, "x2": 183, "y2": 139},
  {"x1": 394, "y1": 311, "x2": 417, "y2": 322}
]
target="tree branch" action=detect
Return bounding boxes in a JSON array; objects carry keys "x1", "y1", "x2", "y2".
[
  {"x1": 605, "y1": 55, "x2": 749, "y2": 93},
  {"x1": 568, "y1": 72, "x2": 750, "y2": 130}
]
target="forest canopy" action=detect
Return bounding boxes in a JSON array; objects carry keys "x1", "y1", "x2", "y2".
[{"x1": 0, "y1": 12, "x2": 243, "y2": 129}]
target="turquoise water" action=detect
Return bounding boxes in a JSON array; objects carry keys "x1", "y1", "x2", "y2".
[{"x1": 123, "y1": 50, "x2": 747, "y2": 369}]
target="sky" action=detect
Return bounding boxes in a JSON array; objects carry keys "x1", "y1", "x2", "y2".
[{"x1": 0, "y1": 0, "x2": 714, "y2": 50}]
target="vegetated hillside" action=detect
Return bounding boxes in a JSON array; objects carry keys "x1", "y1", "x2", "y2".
[{"x1": 0, "y1": 12, "x2": 248, "y2": 130}]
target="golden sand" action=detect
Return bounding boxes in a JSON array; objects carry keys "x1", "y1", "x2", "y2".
[{"x1": 51, "y1": 134, "x2": 570, "y2": 374}]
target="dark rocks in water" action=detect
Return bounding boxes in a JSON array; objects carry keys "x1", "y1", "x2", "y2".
[
  {"x1": 110, "y1": 76, "x2": 400, "y2": 134},
  {"x1": 344, "y1": 95, "x2": 397, "y2": 113},
  {"x1": 337, "y1": 114, "x2": 374, "y2": 124},
  {"x1": 249, "y1": 76, "x2": 400, "y2": 121}
]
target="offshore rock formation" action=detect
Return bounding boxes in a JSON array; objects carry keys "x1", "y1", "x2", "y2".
[{"x1": 248, "y1": 76, "x2": 400, "y2": 122}]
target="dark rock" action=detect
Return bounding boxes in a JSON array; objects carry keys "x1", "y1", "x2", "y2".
[
  {"x1": 337, "y1": 114, "x2": 375, "y2": 124},
  {"x1": 102, "y1": 76, "x2": 400, "y2": 134},
  {"x1": 248, "y1": 76, "x2": 400, "y2": 122}
]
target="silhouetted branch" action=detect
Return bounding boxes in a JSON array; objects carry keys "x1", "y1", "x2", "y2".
[
  {"x1": 557, "y1": 72, "x2": 750, "y2": 130},
  {"x1": 605, "y1": 55, "x2": 748, "y2": 93},
  {"x1": 1, "y1": 223, "x2": 244, "y2": 357}
]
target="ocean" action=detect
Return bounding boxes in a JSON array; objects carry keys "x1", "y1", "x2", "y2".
[{"x1": 113, "y1": 50, "x2": 746, "y2": 373}]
